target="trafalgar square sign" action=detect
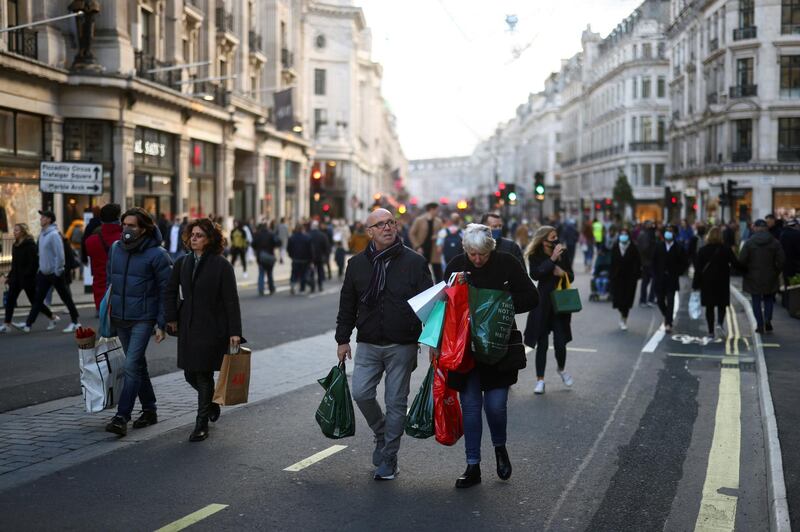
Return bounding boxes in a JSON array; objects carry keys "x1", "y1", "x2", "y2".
[{"x1": 39, "y1": 161, "x2": 103, "y2": 195}]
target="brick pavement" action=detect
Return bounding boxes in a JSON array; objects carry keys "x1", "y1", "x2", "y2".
[{"x1": 0, "y1": 328, "x2": 342, "y2": 492}]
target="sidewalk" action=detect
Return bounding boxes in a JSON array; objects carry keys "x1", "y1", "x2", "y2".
[{"x1": 0, "y1": 328, "x2": 338, "y2": 492}]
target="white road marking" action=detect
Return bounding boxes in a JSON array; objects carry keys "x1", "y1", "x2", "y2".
[
  {"x1": 667, "y1": 353, "x2": 753, "y2": 363},
  {"x1": 155, "y1": 503, "x2": 229, "y2": 532},
  {"x1": 284, "y1": 445, "x2": 348, "y2": 472}
]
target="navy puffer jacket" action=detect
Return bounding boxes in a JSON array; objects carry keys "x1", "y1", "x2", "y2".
[{"x1": 106, "y1": 227, "x2": 173, "y2": 328}]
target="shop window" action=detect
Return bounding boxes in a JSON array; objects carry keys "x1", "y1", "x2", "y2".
[
  {"x1": 15, "y1": 113, "x2": 41, "y2": 157},
  {"x1": 773, "y1": 189, "x2": 800, "y2": 219}
]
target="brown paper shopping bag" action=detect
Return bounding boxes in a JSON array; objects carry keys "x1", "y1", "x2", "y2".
[{"x1": 213, "y1": 346, "x2": 252, "y2": 406}]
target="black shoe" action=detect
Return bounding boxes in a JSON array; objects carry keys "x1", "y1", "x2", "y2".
[
  {"x1": 105, "y1": 415, "x2": 127, "y2": 436},
  {"x1": 756, "y1": 326, "x2": 765, "y2": 334},
  {"x1": 766, "y1": 321, "x2": 773, "y2": 332},
  {"x1": 132, "y1": 410, "x2": 158, "y2": 429},
  {"x1": 495, "y1": 446, "x2": 512, "y2": 480},
  {"x1": 209, "y1": 403, "x2": 221, "y2": 423},
  {"x1": 189, "y1": 417, "x2": 209, "y2": 442},
  {"x1": 455, "y1": 464, "x2": 481, "y2": 488}
]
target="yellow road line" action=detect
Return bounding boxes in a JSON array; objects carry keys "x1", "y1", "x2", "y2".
[
  {"x1": 667, "y1": 353, "x2": 753, "y2": 363},
  {"x1": 155, "y1": 504, "x2": 228, "y2": 532},
  {"x1": 730, "y1": 305, "x2": 741, "y2": 356},
  {"x1": 695, "y1": 305, "x2": 742, "y2": 531},
  {"x1": 284, "y1": 444, "x2": 347, "y2": 472},
  {"x1": 725, "y1": 307, "x2": 733, "y2": 355}
]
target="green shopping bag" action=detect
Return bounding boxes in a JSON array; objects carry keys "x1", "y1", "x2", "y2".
[
  {"x1": 404, "y1": 364, "x2": 434, "y2": 439},
  {"x1": 468, "y1": 286, "x2": 515, "y2": 365},
  {"x1": 315, "y1": 362, "x2": 356, "y2": 439},
  {"x1": 551, "y1": 275, "x2": 582, "y2": 314},
  {"x1": 418, "y1": 299, "x2": 446, "y2": 348}
]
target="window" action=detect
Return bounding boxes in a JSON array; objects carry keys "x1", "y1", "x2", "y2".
[
  {"x1": 737, "y1": 57, "x2": 754, "y2": 86},
  {"x1": 641, "y1": 116, "x2": 653, "y2": 142},
  {"x1": 0, "y1": 109, "x2": 12, "y2": 154},
  {"x1": 658, "y1": 42, "x2": 666, "y2": 59},
  {"x1": 632, "y1": 77, "x2": 638, "y2": 98},
  {"x1": 642, "y1": 43, "x2": 652, "y2": 59},
  {"x1": 782, "y1": 0, "x2": 800, "y2": 34},
  {"x1": 657, "y1": 76, "x2": 666, "y2": 97},
  {"x1": 642, "y1": 77, "x2": 651, "y2": 98},
  {"x1": 734, "y1": 119, "x2": 752, "y2": 161},
  {"x1": 655, "y1": 164, "x2": 665, "y2": 185},
  {"x1": 657, "y1": 116, "x2": 666, "y2": 143},
  {"x1": 314, "y1": 108, "x2": 327, "y2": 136},
  {"x1": 631, "y1": 116, "x2": 637, "y2": 141},
  {"x1": 781, "y1": 56, "x2": 800, "y2": 98},
  {"x1": 141, "y1": 8, "x2": 153, "y2": 56},
  {"x1": 14, "y1": 112, "x2": 42, "y2": 157},
  {"x1": 631, "y1": 163, "x2": 639, "y2": 185},
  {"x1": 642, "y1": 164, "x2": 652, "y2": 186},
  {"x1": 740, "y1": 0, "x2": 754, "y2": 27},
  {"x1": 778, "y1": 117, "x2": 800, "y2": 160},
  {"x1": 6, "y1": 0, "x2": 17, "y2": 27},
  {"x1": 314, "y1": 69, "x2": 326, "y2": 95}
]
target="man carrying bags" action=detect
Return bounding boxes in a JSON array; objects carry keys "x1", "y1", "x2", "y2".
[{"x1": 335, "y1": 208, "x2": 432, "y2": 480}]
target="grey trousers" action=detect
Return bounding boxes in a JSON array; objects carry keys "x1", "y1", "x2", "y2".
[{"x1": 350, "y1": 342, "x2": 418, "y2": 464}]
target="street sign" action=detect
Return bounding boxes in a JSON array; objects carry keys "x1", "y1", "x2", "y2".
[{"x1": 39, "y1": 162, "x2": 103, "y2": 195}]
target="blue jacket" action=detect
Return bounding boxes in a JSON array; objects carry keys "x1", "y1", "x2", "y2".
[{"x1": 106, "y1": 227, "x2": 173, "y2": 328}]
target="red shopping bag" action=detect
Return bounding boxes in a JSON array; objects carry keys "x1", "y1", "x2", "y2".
[
  {"x1": 433, "y1": 362, "x2": 463, "y2": 446},
  {"x1": 438, "y1": 283, "x2": 475, "y2": 372}
]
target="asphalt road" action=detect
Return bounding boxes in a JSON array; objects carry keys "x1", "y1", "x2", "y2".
[
  {"x1": 0, "y1": 278, "x2": 343, "y2": 412},
  {"x1": 0, "y1": 271, "x2": 769, "y2": 531}
]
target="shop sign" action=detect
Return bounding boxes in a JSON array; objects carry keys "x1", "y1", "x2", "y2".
[
  {"x1": 39, "y1": 161, "x2": 103, "y2": 195},
  {"x1": 134, "y1": 139, "x2": 167, "y2": 157}
]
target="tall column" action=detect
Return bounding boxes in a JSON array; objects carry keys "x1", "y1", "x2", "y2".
[
  {"x1": 218, "y1": 143, "x2": 236, "y2": 229},
  {"x1": 113, "y1": 123, "x2": 136, "y2": 208},
  {"x1": 43, "y1": 116, "x2": 64, "y2": 217},
  {"x1": 277, "y1": 158, "x2": 287, "y2": 221},
  {"x1": 255, "y1": 153, "x2": 266, "y2": 220},
  {"x1": 177, "y1": 136, "x2": 191, "y2": 217}
]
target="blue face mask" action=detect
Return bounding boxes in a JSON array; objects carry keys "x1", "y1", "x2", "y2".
[
  {"x1": 664, "y1": 231, "x2": 674, "y2": 241},
  {"x1": 491, "y1": 229, "x2": 502, "y2": 240},
  {"x1": 619, "y1": 234, "x2": 629, "y2": 243}
]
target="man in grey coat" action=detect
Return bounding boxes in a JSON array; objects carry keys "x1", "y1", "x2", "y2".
[{"x1": 739, "y1": 219, "x2": 786, "y2": 333}]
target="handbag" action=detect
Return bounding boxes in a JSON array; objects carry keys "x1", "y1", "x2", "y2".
[{"x1": 551, "y1": 274, "x2": 582, "y2": 314}]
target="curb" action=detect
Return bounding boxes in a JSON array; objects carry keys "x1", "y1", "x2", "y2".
[{"x1": 730, "y1": 284, "x2": 792, "y2": 532}]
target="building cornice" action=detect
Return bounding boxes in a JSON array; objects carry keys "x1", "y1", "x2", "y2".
[
  {"x1": 308, "y1": 2, "x2": 366, "y2": 31},
  {"x1": 0, "y1": 53, "x2": 70, "y2": 83}
]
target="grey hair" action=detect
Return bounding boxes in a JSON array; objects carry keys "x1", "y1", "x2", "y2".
[{"x1": 462, "y1": 223, "x2": 496, "y2": 254}]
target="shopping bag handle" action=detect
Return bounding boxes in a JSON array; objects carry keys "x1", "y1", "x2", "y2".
[
  {"x1": 557, "y1": 274, "x2": 571, "y2": 290},
  {"x1": 447, "y1": 272, "x2": 459, "y2": 286}
]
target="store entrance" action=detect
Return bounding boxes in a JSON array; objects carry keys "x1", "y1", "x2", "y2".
[{"x1": 133, "y1": 173, "x2": 174, "y2": 220}]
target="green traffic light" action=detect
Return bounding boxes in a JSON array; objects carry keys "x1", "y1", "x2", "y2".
[
  {"x1": 507, "y1": 192, "x2": 517, "y2": 202},
  {"x1": 535, "y1": 184, "x2": 545, "y2": 195}
]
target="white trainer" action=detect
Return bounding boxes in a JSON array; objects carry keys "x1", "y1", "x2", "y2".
[
  {"x1": 46, "y1": 315, "x2": 61, "y2": 330},
  {"x1": 619, "y1": 319, "x2": 628, "y2": 331},
  {"x1": 62, "y1": 322, "x2": 81, "y2": 334},
  {"x1": 534, "y1": 380, "x2": 545, "y2": 395},
  {"x1": 558, "y1": 370, "x2": 574, "y2": 387},
  {"x1": 0, "y1": 324, "x2": 9, "y2": 333},
  {"x1": 243, "y1": 271, "x2": 249, "y2": 279},
  {"x1": 12, "y1": 322, "x2": 30, "y2": 333}
]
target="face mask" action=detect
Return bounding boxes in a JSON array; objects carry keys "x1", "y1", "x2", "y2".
[
  {"x1": 619, "y1": 234, "x2": 629, "y2": 243},
  {"x1": 122, "y1": 227, "x2": 139, "y2": 243},
  {"x1": 664, "y1": 231, "x2": 674, "y2": 241},
  {"x1": 491, "y1": 229, "x2": 502, "y2": 239}
]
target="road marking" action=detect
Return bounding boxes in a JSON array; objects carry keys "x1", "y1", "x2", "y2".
[
  {"x1": 642, "y1": 326, "x2": 665, "y2": 353},
  {"x1": 308, "y1": 288, "x2": 340, "y2": 300},
  {"x1": 730, "y1": 305, "x2": 741, "y2": 356},
  {"x1": 762, "y1": 343, "x2": 781, "y2": 348},
  {"x1": 695, "y1": 304, "x2": 742, "y2": 531},
  {"x1": 548, "y1": 346, "x2": 598, "y2": 353},
  {"x1": 667, "y1": 353, "x2": 754, "y2": 363},
  {"x1": 155, "y1": 503, "x2": 228, "y2": 532},
  {"x1": 284, "y1": 445, "x2": 347, "y2": 472}
]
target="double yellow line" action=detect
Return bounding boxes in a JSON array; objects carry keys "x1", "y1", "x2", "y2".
[{"x1": 695, "y1": 305, "x2": 743, "y2": 531}]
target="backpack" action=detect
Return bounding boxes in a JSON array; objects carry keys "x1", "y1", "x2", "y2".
[{"x1": 442, "y1": 230, "x2": 463, "y2": 265}]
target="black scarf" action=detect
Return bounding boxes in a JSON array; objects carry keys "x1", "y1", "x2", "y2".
[{"x1": 361, "y1": 238, "x2": 404, "y2": 308}]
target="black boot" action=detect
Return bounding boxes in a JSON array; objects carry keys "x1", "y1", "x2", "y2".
[
  {"x1": 495, "y1": 445, "x2": 512, "y2": 480},
  {"x1": 209, "y1": 402, "x2": 221, "y2": 423},
  {"x1": 189, "y1": 417, "x2": 209, "y2": 442},
  {"x1": 455, "y1": 464, "x2": 481, "y2": 489}
]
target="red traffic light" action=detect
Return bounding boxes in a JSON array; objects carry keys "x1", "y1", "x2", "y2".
[
  {"x1": 322, "y1": 203, "x2": 331, "y2": 212},
  {"x1": 605, "y1": 198, "x2": 612, "y2": 206},
  {"x1": 498, "y1": 182, "x2": 506, "y2": 190},
  {"x1": 595, "y1": 202, "x2": 602, "y2": 210},
  {"x1": 671, "y1": 196, "x2": 678, "y2": 204},
  {"x1": 495, "y1": 190, "x2": 502, "y2": 198}
]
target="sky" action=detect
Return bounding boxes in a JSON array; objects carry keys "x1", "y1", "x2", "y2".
[{"x1": 357, "y1": 0, "x2": 645, "y2": 161}]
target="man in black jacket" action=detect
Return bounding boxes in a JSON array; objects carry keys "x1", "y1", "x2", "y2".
[
  {"x1": 481, "y1": 213, "x2": 525, "y2": 270},
  {"x1": 653, "y1": 225, "x2": 689, "y2": 333},
  {"x1": 336, "y1": 208, "x2": 432, "y2": 481},
  {"x1": 309, "y1": 220, "x2": 331, "y2": 292}
]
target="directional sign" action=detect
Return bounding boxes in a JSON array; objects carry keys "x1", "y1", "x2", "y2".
[{"x1": 39, "y1": 162, "x2": 103, "y2": 195}]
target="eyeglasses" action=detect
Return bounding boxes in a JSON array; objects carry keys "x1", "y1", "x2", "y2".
[
  {"x1": 190, "y1": 232, "x2": 207, "y2": 239},
  {"x1": 368, "y1": 219, "x2": 397, "y2": 230}
]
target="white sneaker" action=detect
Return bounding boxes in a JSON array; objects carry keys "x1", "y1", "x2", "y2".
[
  {"x1": 243, "y1": 271, "x2": 249, "y2": 279},
  {"x1": 619, "y1": 320, "x2": 628, "y2": 331},
  {"x1": 46, "y1": 315, "x2": 61, "y2": 330},
  {"x1": 62, "y1": 322, "x2": 81, "y2": 334},
  {"x1": 558, "y1": 370, "x2": 574, "y2": 387},
  {"x1": 0, "y1": 324, "x2": 9, "y2": 333},
  {"x1": 715, "y1": 324, "x2": 726, "y2": 339},
  {"x1": 12, "y1": 322, "x2": 30, "y2": 333},
  {"x1": 534, "y1": 380, "x2": 545, "y2": 394}
]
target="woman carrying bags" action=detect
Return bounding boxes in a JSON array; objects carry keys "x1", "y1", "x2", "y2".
[
  {"x1": 165, "y1": 218, "x2": 243, "y2": 442},
  {"x1": 440, "y1": 224, "x2": 538, "y2": 489},
  {"x1": 610, "y1": 227, "x2": 641, "y2": 331},
  {"x1": 524, "y1": 225, "x2": 575, "y2": 395},
  {"x1": 692, "y1": 226, "x2": 739, "y2": 339}
]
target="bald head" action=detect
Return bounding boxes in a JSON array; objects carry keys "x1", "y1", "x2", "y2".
[{"x1": 366, "y1": 208, "x2": 392, "y2": 227}]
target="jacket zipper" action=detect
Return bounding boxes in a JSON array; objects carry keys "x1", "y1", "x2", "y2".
[{"x1": 121, "y1": 253, "x2": 132, "y2": 320}]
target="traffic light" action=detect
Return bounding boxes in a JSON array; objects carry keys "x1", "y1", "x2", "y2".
[
  {"x1": 534, "y1": 172, "x2": 545, "y2": 201},
  {"x1": 503, "y1": 184, "x2": 517, "y2": 204},
  {"x1": 311, "y1": 164, "x2": 322, "y2": 193},
  {"x1": 664, "y1": 186, "x2": 678, "y2": 206}
]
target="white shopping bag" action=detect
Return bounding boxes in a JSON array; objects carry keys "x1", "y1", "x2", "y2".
[
  {"x1": 689, "y1": 291, "x2": 702, "y2": 320},
  {"x1": 79, "y1": 337, "x2": 126, "y2": 413},
  {"x1": 408, "y1": 281, "x2": 447, "y2": 322}
]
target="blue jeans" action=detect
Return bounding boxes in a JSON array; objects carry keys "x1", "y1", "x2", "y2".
[
  {"x1": 459, "y1": 369, "x2": 509, "y2": 465},
  {"x1": 258, "y1": 262, "x2": 275, "y2": 295},
  {"x1": 116, "y1": 322, "x2": 157, "y2": 420},
  {"x1": 751, "y1": 294, "x2": 775, "y2": 328}
]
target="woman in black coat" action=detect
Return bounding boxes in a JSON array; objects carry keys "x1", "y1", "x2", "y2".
[
  {"x1": 441, "y1": 224, "x2": 538, "y2": 489},
  {"x1": 524, "y1": 225, "x2": 575, "y2": 395},
  {"x1": 692, "y1": 226, "x2": 739, "y2": 338},
  {"x1": 2, "y1": 224, "x2": 57, "y2": 333},
  {"x1": 610, "y1": 227, "x2": 641, "y2": 331},
  {"x1": 165, "y1": 218, "x2": 243, "y2": 442}
]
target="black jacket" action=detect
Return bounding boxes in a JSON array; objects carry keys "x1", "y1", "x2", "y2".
[
  {"x1": 309, "y1": 229, "x2": 331, "y2": 262},
  {"x1": 287, "y1": 233, "x2": 312, "y2": 262},
  {"x1": 692, "y1": 243, "x2": 739, "y2": 307},
  {"x1": 780, "y1": 227, "x2": 800, "y2": 279},
  {"x1": 444, "y1": 251, "x2": 538, "y2": 391},
  {"x1": 336, "y1": 246, "x2": 432, "y2": 345},
  {"x1": 252, "y1": 229, "x2": 280, "y2": 255},
  {"x1": 610, "y1": 243, "x2": 641, "y2": 311},
  {"x1": 165, "y1": 253, "x2": 243, "y2": 372},
  {"x1": 524, "y1": 251, "x2": 574, "y2": 348},
  {"x1": 653, "y1": 241, "x2": 689, "y2": 293},
  {"x1": 495, "y1": 237, "x2": 525, "y2": 270},
  {"x1": 9, "y1": 238, "x2": 37, "y2": 284},
  {"x1": 740, "y1": 231, "x2": 786, "y2": 295}
]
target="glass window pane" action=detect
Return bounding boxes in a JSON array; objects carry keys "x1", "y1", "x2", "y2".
[
  {"x1": 0, "y1": 109, "x2": 13, "y2": 154},
  {"x1": 15, "y1": 113, "x2": 42, "y2": 157}
]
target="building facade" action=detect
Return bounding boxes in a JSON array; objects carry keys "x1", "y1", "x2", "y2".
[
  {"x1": 667, "y1": 0, "x2": 800, "y2": 222},
  {"x1": 406, "y1": 156, "x2": 472, "y2": 208}
]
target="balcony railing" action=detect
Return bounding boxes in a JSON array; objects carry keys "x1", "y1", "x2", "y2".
[
  {"x1": 192, "y1": 81, "x2": 228, "y2": 106},
  {"x1": 707, "y1": 92, "x2": 718, "y2": 104},
  {"x1": 708, "y1": 38, "x2": 718, "y2": 52},
  {"x1": 186, "y1": 0, "x2": 201, "y2": 7},
  {"x1": 281, "y1": 48, "x2": 293, "y2": 69},
  {"x1": 6, "y1": 28, "x2": 38, "y2": 60},
  {"x1": 733, "y1": 26, "x2": 757, "y2": 40},
  {"x1": 730, "y1": 84, "x2": 757, "y2": 98},
  {"x1": 779, "y1": 147, "x2": 800, "y2": 161},
  {"x1": 782, "y1": 24, "x2": 800, "y2": 35},
  {"x1": 216, "y1": 7, "x2": 234, "y2": 33},
  {"x1": 629, "y1": 141, "x2": 667, "y2": 152},
  {"x1": 732, "y1": 148, "x2": 752, "y2": 162},
  {"x1": 249, "y1": 31, "x2": 262, "y2": 52},
  {"x1": 672, "y1": 110, "x2": 680, "y2": 120},
  {"x1": 134, "y1": 51, "x2": 178, "y2": 88},
  {"x1": 685, "y1": 61, "x2": 695, "y2": 73}
]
